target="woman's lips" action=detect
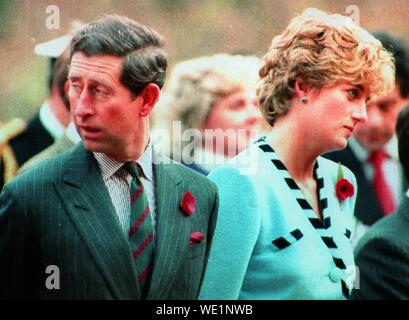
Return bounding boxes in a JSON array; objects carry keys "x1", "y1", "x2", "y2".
[
  {"x1": 343, "y1": 125, "x2": 355, "y2": 137},
  {"x1": 344, "y1": 125, "x2": 354, "y2": 133}
]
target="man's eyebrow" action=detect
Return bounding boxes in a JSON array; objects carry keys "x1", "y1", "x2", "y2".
[
  {"x1": 378, "y1": 97, "x2": 397, "y2": 104},
  {"x1": 68, "y1": 75, "x2": 81, "y2": 81},
  {"x1": 67, "y1": 75, "x2": 112, "y2": 88}
]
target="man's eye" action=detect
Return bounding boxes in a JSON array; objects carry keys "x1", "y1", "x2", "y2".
[
  {"x1": 95, "y1": 87, "x2": 109, "y2": 96},
  {"x1": 70, "y1": 83, "x2": 82, "y2": 93},
  {"x1": 379, "y1": 102, "x2": 390, "y2": 111}
]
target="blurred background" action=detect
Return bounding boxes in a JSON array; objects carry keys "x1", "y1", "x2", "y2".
[{"x1": 1, "y1": 0, "x2": 409, "y2": 120}]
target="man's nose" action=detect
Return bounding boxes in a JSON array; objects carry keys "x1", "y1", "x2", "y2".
[
  {"x1": 352, "y1": 101, "x2": 368, "y2": 124},
  {"x1": 364, "y1": 105, "x2": 386, "y2": 127},
  {"x1": 74, "y1": 92, "x2": 95, "y2": 117}
]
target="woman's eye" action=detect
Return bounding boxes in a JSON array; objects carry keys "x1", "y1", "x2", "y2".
[
  {"x1": 229, "y1": 99, "x2": 246, "y2": 110},
  {"x1": 348, "y1": 89, "x2": 358, "y2": 98}
]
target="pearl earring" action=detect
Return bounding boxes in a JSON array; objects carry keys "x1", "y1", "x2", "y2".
[{"x1": 300, "y1": 96, "x2": 308, "y2": 104}]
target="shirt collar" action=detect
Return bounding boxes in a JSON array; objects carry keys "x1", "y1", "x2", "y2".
[
  {"x1": 39, "y1": 101, "x2": 65, "y2": 139},
  {"x1": 93, "y1": 140, "x2": 154, "y2": 182},
  {"x1": 65, "y1": 122, "x2": 81, "y2": 144},
  {"x1": 193, "y1": 146, "x2": 229, "y2": 173},
  {"x1": 349, "y1": 136, "x2": 399, "y2": 162}
]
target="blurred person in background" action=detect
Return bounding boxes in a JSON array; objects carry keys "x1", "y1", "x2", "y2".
[
  {"x1": 19, "y1": 24, "x2": 86, "y2": 173},
  {"x1": 199, "y1": 8, "x2": 394, "y2": 300},
  {"x1": 351, "y1": 105, "x2": 409, "y2": 300},
  {"x1": 153, "y1": 53, "x2": 268, "y2": 175},
  {"x1": 325, "y1": 31, "x2": 409, "y2": 245},
  {"x1": 0, "y1": 30, "x2": 75, "y2": 188}
]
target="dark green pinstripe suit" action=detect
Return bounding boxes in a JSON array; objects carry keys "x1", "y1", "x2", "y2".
[{"x1": 0, "y1": 143, "x2": 218, "y2": 299}]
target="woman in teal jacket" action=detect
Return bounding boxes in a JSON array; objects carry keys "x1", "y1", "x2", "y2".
[{"x1": 199, "y1": 8, "x2": 395, "y2": 300}]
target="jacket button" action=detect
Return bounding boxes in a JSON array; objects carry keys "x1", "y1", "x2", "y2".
[{"x1": 329, "y1": 268, "x2": 343, "y2": 283}]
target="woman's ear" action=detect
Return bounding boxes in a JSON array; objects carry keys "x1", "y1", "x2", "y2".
[
  {"x1": 294, "y1": 78, "x2": 308, "y2": 98},
  {"x1": 294, "y1": 78, "x2": 312, "y2": 104},
  {"x1": 138, "y1": 83, "x2": 160, "y2": 117}
]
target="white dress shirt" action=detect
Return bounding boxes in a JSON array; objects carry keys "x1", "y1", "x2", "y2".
[
  {"x1": 65, "y1": 122, "x2": 81, "y2": 144},
  {"x1": 349, "y1": 136, "x2": 403, "y2": 247},
  {"x1": 93, "y1": 142, "x2": 157, "y2": 239},
  {"x1": 39, "y1": 101, "x2": 65, "y2": 139},
  {"x1": 349, "y1": 136, "x2": 403, "y2": 205}
]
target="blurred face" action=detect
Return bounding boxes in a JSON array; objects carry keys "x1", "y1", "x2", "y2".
[
  {"x1": 203, "y1": 89, "x2": 264, "y2": 155},
  {"x1": 305, "y1": 81, "x2": 369, "y2": 152},
  {"x1": 68, "y1": 52, "x2": 143, "y2": 160},
  {"x1": 354, "y1": 85, "x2": 409, "y2": 152}
]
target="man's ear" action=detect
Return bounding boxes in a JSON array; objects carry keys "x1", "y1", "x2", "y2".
[
  {"x1": 138, "y1": 83, "x2": 160, "y2": 117},
  {"x1": 64, "y1": 81, "x2": 70, "y2": 96}
]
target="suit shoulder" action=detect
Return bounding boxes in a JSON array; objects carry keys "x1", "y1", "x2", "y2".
[
  {"x1": 167, "y1": 158, "x2": 216, "y2": 186},
  {"x1": 323, "y1": 146, "x2": 353, "y2": 162},
  {"x1": 355, "y1": 212, "x2": 407, "y2": 256},
  {"x1": 12, "y1": 146, "x2": 77, "y2": 186}
]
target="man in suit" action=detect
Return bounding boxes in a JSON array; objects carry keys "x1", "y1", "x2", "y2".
[
  {"x1": 325, "y1": 32, "x2": 409, "y2": 242},
  {"x1": 351, "y1": 105, "x2": 409, "y2": 300},
  {"x1": 0, "y1": 33, "x2": 72, "y2": 189},
  {"x1": 0, "y1": 15, "x2": 218, "y2": 299}
]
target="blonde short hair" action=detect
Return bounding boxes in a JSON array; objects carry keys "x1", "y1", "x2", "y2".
[
  {"x1": 157, "y1": 53, "x2": 261, "y2": 133},
  {"x1": 257, "y1": 8, "x2": 395, "y2": 126}
]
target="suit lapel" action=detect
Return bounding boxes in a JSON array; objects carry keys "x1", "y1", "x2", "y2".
[
  {"x1": 146, "y1": 154, "x2": 190, "y2": 299},
  {"x1": 55, "y1": 133, "x2": 75, "y2": 153},
  {"x1": 54, "y1": 144, "x2": 141, "y2": 299},
  {"x1": 334, "y1": 146, "x2": 384, "y2": 225},
  {"x1": 397, "y1": 196, "x2": 409, "y2": 223}
]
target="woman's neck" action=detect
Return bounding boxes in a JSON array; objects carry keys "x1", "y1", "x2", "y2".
[{"x1": 265, "y1": 120, "x2": 320, "y2": 182}]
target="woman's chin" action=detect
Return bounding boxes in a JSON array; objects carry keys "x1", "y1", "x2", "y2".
[{"x1": 325, "y1": 139, "x2": 348, "y2": 154}]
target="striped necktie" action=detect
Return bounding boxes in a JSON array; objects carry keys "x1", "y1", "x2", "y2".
[{"x1": 123, "y1": 161, "x2": 154, "y2": 296}]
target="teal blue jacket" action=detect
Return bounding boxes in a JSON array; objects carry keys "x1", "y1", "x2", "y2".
[{"x1": 199, "y1": 143, "x2": 357, "y2": 300}]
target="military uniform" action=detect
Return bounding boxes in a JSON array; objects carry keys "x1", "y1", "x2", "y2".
[{"x1": 0, "y1": 114, "x2": 54, "y2": 189}]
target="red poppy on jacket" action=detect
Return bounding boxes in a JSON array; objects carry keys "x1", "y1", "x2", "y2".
[
  {"x1": 336, "y1": 178, "x2": 354, "y2": 201},
  {"x1": 181, "y1": 192, "x2": 196, "y2": 216}
]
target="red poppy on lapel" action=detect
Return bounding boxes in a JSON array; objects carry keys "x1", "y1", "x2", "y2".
[
  {"x1": 336, "y1": 178, "x2": 354, "y2": 201},
  {"x1": 189, "y1": 231, "x2": 204, "y2": 245},
  {"x1": 181, "y1": 191, "x2": 196, "y2": 216}
]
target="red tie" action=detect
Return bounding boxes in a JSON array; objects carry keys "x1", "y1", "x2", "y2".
[{"x1": 368, "y1": 150, "x2": 396, "y2": 215}]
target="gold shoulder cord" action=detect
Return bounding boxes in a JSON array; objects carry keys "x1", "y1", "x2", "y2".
[{"x1": 0, "y1": 118, "x2": 27, "y2": 183}]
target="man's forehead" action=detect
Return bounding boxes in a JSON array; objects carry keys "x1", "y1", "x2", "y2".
[
  {"x1": 69, "y1": 52, "x2": 123, "y2": 79},
  {"x1": 369, "y1": 93, "x2": 398, "y2": 107}
]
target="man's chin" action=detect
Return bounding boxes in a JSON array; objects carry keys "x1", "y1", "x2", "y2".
[
  {"x1": 82, "y1": 140, "x2": 105, "y2": 153},
  {"x1": 360, "y1": 140, "x2": 389, "y2": 152}
]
